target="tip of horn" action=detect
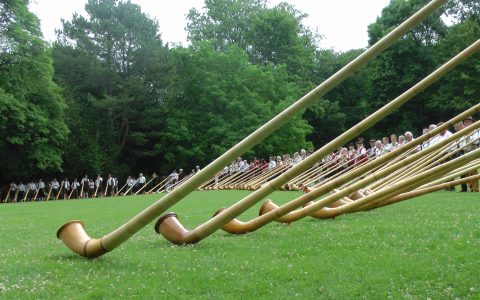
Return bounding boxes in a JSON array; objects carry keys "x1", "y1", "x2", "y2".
[
  {"x1": 154, "y1": 212, "x2": 178, "y2": 234},
  {"x1": 259, "y1": 199, "x2": 278, "y2": 216},
  {"x1": 154, "y1": 213, "x2": 197, "y2": 245},
  {"x1": 56, "y1": 220, "x2": 108, "y2": 258}
]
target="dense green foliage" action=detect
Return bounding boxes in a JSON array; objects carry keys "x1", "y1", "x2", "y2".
[
  {"x1": 0, "y1": 0, "x2": 68, "y2": 181},
  {"x1": 0, "y1": 0, "x2": 478, "y2": 180},
  {"x1": 1, "y1": 191, "x2": 480, "y2": 298}
]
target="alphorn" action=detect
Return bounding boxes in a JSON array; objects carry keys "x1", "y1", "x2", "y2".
[
  {"x1": 123, "y1": 179, "x2": 139, "y2": 196},
  {"x1": 93, "y1": 183, "x2": 100, "y2": 198},
  {"x1": 57, "y1": 0, "x2": 449, "y2": 258},
  {"x1": 33, "y1": 187, "x2": 40, "y2": 202},
  {"x1": 68, "y1": 187, "x2": 75, "y2": 199},
  {"x1": 104, "y1": 185, "x2": 109, "y2": 197},
  {"x1": 258, "y1": 120, "x2": 480, "y2": 225},
  {"x1": 194, "y1": 98, "x2": 480, "y2": 232},
  {"x1": 13, "y1": 190, "x2": 18, "y2": 203},
  {"x1": 55, "y1": 186, "x2": 63, "y2": 200},
  {"x1": 372, "y1": 173, "x2": 480, "y2": 209},
  {"x1": 2, "y1": 188, "x2": 11, "y2": 203},
  {"x1": 23, "y1": 188, "x2": 29, "y2": 202},
  {"x1": 147, "y1": 176, "x2": 169, "y2": 194},
  {"x1": 115, "y1": 182, "x2": 128, "y2": 196},
  {"x1": 357, "y1": 159, "x2": 480, "y2": 211},
  {"x1": 134, "y1": 177, "x2": 154, "y2": 195},
  {"x1": 46, "y1": 185, "x2": 53, "y2": 201},
  {"x1": 155, "y1": 8, "x2": 478, "y2": 243},
  {"x1": 304, "y1": 150, "x2": 480, "y2": 219},
  {"x1": 79, "y1": 182, "x2": 84, "y2": 198}
]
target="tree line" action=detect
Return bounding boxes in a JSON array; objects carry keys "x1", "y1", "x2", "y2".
[{"x1": 0, "y1": 0, "x2": 478, "y2": 182}]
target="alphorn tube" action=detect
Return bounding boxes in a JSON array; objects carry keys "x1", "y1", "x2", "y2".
[
  {"x1": 155, "y1": 39, "x2": 480, "y2": 243},
  {"x1": 33, "y1": 187, "x2": 40, "y2": 202},
  {"x1": 218, "y1": 114, "x2": 480, "y2": 232},
  {"x1": 134, "y1": 177, "x2": 154, "y2": 195},
  {"x1": 374, "y1": 173, "x2": 480, "y2": 209},
  {"x1": 355, "y1": 162, "x2": 480, "y2": 211},
  {"x1": 114, "y1": 182, "x2": 127, "y2": 196},
  {"x1": 146, "y1": 176, "x2": 169, "y2": 194},
  {"x1": 2, "y1": 188, "x2": 11, "y2": 203},
  {"x1": 57, "y1": 0, "x2": 448, "y2": 257}
]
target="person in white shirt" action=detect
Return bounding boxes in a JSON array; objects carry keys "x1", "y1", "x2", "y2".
[
  {"x1": 71, "y1": 178, "x2": 80, "y2": 199},
  {"x1": 389, "y1": 134, "x2": 399, "y2": 150},
  {"x1": 27, "y1": 181, "x2": 37, "y2": 201},
  {"x1": 81, "y1": 175, "x2": 89, "y2": 198},
  {"x1": 62, "y1": 178, "x2": 70, "y2": 199},
  {"x1": 105, "y1": 175, "x2": 114, "y2": 196},
  {"x1": 51, "y1": 178, "x2": 60, "y2": 194},
  {"x1": 268, "y1": 157, "x2": 277, "y2": 170},
  {"x1": 136, "y1": 173, "x2": 146, "y2": 194},
  {"x1": 95, "y1": 174, "x2": 103, "y2": 197}
]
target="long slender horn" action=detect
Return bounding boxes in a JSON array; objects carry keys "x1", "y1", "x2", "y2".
[
  {"x1": 215, "y1": 108, "x2": 480, "y2": 232},
  {"x1": 155, "y1": 40, "x2": 479, "y2": 243},
  {"x1": 284, "y1": 123, "x2": 480, "y2": 221},
  {"x1": 57, "y1": 0, "x2": 448, "y2": 257}
]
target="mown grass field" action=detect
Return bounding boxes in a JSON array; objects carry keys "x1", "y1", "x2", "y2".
[{"x1": 0, "y1": 190, "x2": 479, "y2": 299}]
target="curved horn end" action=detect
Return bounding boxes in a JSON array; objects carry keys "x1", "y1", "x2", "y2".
[
  {"x1": 259, "y1": 199, "x2": 279, "y2": 216},
  {"x1": 154, "y1": 213, "x2": 196, "y2": 245},
  {"x1": 213, "y1": 207, "x2": 252, "y2": 234},
  {"x1": 56, "y1": 220, "x2": 108, "y2": 258},
  {"x1": 302, "y1": 186, "x2": 312, "y2": 193},
  {"x1": 349, "y1": 190, "x2": 365, "y2": 200}
]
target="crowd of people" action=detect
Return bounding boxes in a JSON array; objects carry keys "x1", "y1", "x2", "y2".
[{"x1": 1, "y1": 116, "x2": 479, "y2": 203}]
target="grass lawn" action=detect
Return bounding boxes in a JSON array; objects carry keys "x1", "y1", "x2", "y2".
[{"x1": 0, "y1": 190, "x2": 479, "y2": 299}]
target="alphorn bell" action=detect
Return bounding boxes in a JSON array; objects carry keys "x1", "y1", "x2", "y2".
[
  {"x1": 57, "y1": 0, "x2": 449, "y2": 258},
  {"x1": 155, "y1": 40, "x2": 480, "y2": 244}
]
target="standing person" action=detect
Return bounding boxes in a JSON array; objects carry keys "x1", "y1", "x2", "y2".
[
  {"x1": 51, "y1": 179, "x2": 60, "y2": 199},
  {"x1": 81, "y1": 175, "x2": 89, "y2": 198},
  {"x1": 113, "y1": 176, "x2": 119, "y2": 195},
  {"x1": 95, "y1": 174, "x2": 103, "y2": 197},
  {"x1": 165, "y1": 170, "x2": 178, "y2": 192},
  {"x1": 27, "y1": 181, "x2": 37, "y2": 201},
  {"x1": 106, "y1": 174, "x2": 114, "y2": 196},
  {"x1": 151, "y1": 172, "x2": 159, "y2": 189},
  {"x1": 7, "y1": 182, "x2": 18, "y2": 203},
  {"x1": 71, "y1": 178, "x2": 80, "y2": 199},
  {"x1": 355, "y1": 138, "x2": 368, "y2": 165},
  {"x1": 62, "y1": 178, "x2": 70, "y2": 199},
  {"x1": 389, "y1": 134, "x2": 399, "y2": 150},
  {"x1": 347, "y1": 143, "x2": 356, "y2": 167},
  {"x1": 268, "y1": 157, "x2": 277, "y2": 170},
  {"x1": 374, "y1": 140, "x2": 383, "y2": 157},
  {"x1": 17, "y1": 182, "x2": 26, "y2": 202},
  {"x1": 88, "y1": 179, "x2": 95, "y2": 197},
  {"x1": 463, "y1": 116, "x2": 479, "y2": 192},
  {"x1": 137, "y1": 173, "x2": 146, "y2": 194},
  {"x1": 37, "y1": 179, "x2": 46, "y2": 201},
  {"x1": 367, "y1": 139, "x2": 376, "y2": 158},
  {"x1": 381, "y1": 137, "x2": 392, "y2": 154},
  {"x1": 126, "y1": 176, "x2": 135, "y2": 195}
]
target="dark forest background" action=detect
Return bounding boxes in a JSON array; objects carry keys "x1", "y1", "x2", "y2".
[{"x1": 0, "y1": 0, "x2": 479, "y2": 181}]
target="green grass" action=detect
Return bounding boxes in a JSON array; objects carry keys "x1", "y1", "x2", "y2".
[{"x1": 0, "y1": 190, "x2": 479, "y2": 299}]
